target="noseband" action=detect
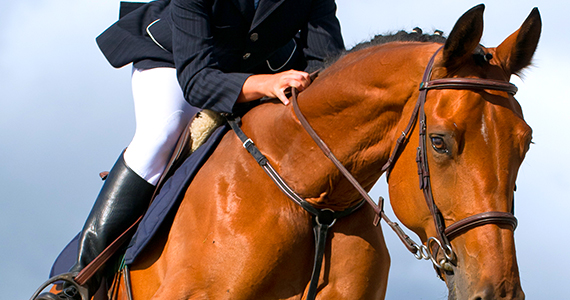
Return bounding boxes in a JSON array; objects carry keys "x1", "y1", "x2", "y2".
[{"x1": 291, "y1": 46, "x2": 519, "y2": 273}]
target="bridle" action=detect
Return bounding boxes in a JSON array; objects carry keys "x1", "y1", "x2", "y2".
[
  {"x1": 226, "y1": 46, "x2": 521, "y2": 299},
  {"x1": 290, "y1": 46, "x2": 519, "y2": 274},
  {"x1": 403, "y1": 46, "x2": 519, "y2": 271}
]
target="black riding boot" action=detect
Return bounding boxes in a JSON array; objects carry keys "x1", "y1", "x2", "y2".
[{"x1": 38, "y1": 153, "x2": 155, "y2": 300}]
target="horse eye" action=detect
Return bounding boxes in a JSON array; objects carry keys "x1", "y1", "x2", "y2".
[{"x1": 431, "y1": 136, "x2": 449, "y2": 154}]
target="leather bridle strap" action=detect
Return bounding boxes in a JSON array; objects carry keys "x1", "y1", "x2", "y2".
[
  {"x1": 422, "y1": 78, "x2": 518, "y2": 94},
  {"x1": 444, "y1": 211, "x2": 518, "y2": 241},
  {"x1": 293, "y1": 45, "x2": 520, "y2": 270},
  {"x1": 414, "y1": 46, "x2": 519, "y2": 265},
  {"x1": 416, "y1": 47, "x2": 452, "y2": 249}
]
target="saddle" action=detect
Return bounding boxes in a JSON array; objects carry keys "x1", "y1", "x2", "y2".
[{"x1": 156, "y1": 109, "x2": 224, "y2": 192}]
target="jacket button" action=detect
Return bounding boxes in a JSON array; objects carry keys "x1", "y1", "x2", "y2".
[
  {"x1": 243, "y1": 53, "x2": 251, "y2": 60},
  {"x1": 250, "y1": 33, "x2": 259, "y2": 42}
]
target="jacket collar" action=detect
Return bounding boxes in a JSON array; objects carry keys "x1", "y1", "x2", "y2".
[
  {"x1": 250, "y1": 0, "x2": 286, "y2": 30},
  {"x1": 231, "y1": 0, "x2": 256, "y2": 23}
]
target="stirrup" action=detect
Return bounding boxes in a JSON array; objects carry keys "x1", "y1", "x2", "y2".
[{"x1": 30, "y1": 272, "x2": 89, "y2": 300}]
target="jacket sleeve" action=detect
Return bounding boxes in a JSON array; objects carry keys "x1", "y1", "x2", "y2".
[
  {"x1": 170, "y1": 0, "x2": 252, "y2": 113},
  {"x1": 302, "y1": 0, "x2": 345, "y2": 72}
]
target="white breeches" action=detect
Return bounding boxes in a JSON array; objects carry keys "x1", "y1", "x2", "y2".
[{"x1": 124, "y1": 67, "x2": 199, "y2": 185}]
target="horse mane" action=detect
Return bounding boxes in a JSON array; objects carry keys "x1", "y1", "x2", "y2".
[
  {"x1": 322, "y1": 28, "x2": 447, "y2": 69},
  {"x1": 350, "y1": 28, "x2": 446, "y2": 51}
]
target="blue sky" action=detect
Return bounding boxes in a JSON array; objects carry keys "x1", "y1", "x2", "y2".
[{"x1": 1, "y1": 1, "x2": 568, "y2": 299}]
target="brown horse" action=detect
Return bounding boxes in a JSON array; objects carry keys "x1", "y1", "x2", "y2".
[{"x1": 113, "y1": 5, "x2": 541, "y2": 300}]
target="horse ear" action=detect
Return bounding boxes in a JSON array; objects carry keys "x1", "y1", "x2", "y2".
[
  {"x1": 442, "y1": 4, "x2": 485, "y2": 69},
  {"x1": 495, "y1": 8, "x2": 542, "y2": 75}
]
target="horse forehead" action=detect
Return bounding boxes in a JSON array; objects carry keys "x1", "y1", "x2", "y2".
[
  {"x1": 434, "y1": 87, "x2": 523, "y2": 117},
  {"x1": 429, "y1": 90, "x2": 530, "y2": 142}
]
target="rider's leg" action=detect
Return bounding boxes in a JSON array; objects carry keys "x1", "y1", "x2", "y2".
[
  {"x1": 67, "y1": 153, "x2": 155, "y2": 291},
  {"x1": 124, "y1": 67, "x2": 199, "y2": 185},
  {"x1": 37, "y1": 67, "x2": 198, "y2": 300}
]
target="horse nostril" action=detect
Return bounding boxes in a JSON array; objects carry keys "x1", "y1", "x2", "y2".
[
  {"x1": 470, "y1": 285, "x2": 493, "y2": 300},
  {"x1": 469, "y1": 284, "x2": 525, "y2": 300}
]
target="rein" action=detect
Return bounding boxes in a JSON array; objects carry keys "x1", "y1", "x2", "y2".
[
  {"x1": 229, "y1": 46, "x2": 520, "y2": 295},
  {"x1": 30, "y1": 46, "x2": 523, "y2": 300},
  {"x1": 294, "y1": 46, "x2": 519, "y2": 276}
]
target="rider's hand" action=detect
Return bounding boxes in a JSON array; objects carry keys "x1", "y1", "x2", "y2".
[
  {"x1": 238, "y1": 70, "x2": 312, "y2": 105},
  {"x1": 264, "y1": 70, "x2": 311, "y2": 105}
]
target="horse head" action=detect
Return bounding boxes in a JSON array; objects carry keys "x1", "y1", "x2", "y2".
[{"x1": 387, "y1": 5, "x2": 541, "y2": 299}]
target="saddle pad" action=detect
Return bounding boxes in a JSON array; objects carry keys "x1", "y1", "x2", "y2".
[
  {"x1": 49, "y1": 124, "x2": 229, "y2": 277},
  {"x1": 124, "y1": 124, "x2": 228, "y2": 264}
]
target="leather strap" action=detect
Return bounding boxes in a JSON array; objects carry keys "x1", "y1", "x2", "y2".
[
  {"x1": 74, "y1": 118, "x2": 197, "y2": 287},
  {"x1": 69, "y1": 45, "x2": 522, "y2": 296},
  {"x1": 416, "y1": 47, "x2": 520, "y2": 254},
  {"x1": 291, "y1": 46, "x2": 521, "y2": 270},
  {"x1": 74, "y1": 216, "x2": 142, "y2": 286},
  {"x1": 416, "y1": 47, "x2": 452, "y2": 248},
  {"x1": 421, "y1": 78, "x2": 518, "y2": 95},
  {"x1": 122, "y1": 265, "x2": 134, "y2": 300},
  {"x1": 226, "y1": 115, "x2": 364, "y2": 300},
  {"x1": 444, "y1": 211, "x2": 518, "y2": 241},
  {"x1": 291, "y1": 88, "x2": 383, "y2": 225},
  {"x1": 307, "y1": 221, "x2": 331, "y2": 298},
  {"x1": 291, "y1": 82, "x2": 420, "y2": 254}
]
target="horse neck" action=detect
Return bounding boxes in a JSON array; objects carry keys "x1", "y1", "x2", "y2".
[{"x1": 246, "y1": 43, "x2": 438, "y2": 210}]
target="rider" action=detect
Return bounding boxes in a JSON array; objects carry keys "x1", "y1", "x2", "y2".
[{"x1": 38, "y1": 0, "x2": 344, "y2": 299}]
